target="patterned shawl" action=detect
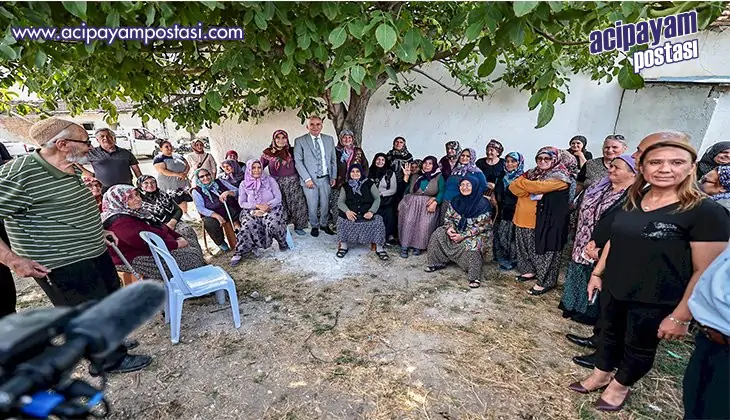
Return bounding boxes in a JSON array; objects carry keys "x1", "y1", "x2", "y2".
[
  {"x1": 262, "y1": 129, "x2": 294, "y2": 171},
  {"x1": 220, "y1": 159, "x2": 245, "y2": 187},
  {"x1": 136, "y1": 175, "x2": 178, "y2": 223},
  {"x1": 583, "y1": 154, "x2": 636, "y2": 206},
  {"x1": 711, "y1": 165, "x2": 730, "y2": 202},
  {"x1": 524, "y1": 146, "x2": 573, "y2": 183},
  {"x1": 243, "y1": 159, "x2": 274, "y2": 202},
  {"x1": 386, "y1": 137, "x2": 413, "y2": 170},
  {"x1": 486, "y1": 139, "x2": 504, "y2": 156},
  {"x1": 451, "y1": 148, "x2": 481, "y2": 178},
  {"x1": 337, "y1": 129, "x2": 357, "y2": 167},
  {"x1": 347, "y1": 163, "x2": 366, "y2": 196},
  {"x1": 193, "y1": 168, "x2": 221, "y2": 201},
  {"x1": 413, "y1": 156, "x2": 441, "y2": 193},
  {"x1": 101, "y1": 184, "x2": 154, "y2": 224},
  {"x1": 502, "y1": 151, "x2": 524, "y2": 188}
]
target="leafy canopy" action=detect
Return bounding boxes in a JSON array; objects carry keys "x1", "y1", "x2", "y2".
[{"x1": 0, "y1": 1, "x2": 724, "y2": 134}]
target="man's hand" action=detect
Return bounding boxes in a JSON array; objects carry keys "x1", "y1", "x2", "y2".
[
  {"x1": 305, "y1": 179, "x2": 315, "y2": 189},
  {"x1": 103, "y1": 231, "x2": 119, "y2": 246},
  {"x1": 7, "y1": 255, "x2": 50, "y2": 278},
  {"x1": 363, "y1": 211, "x2": 373, "y2": 220}
]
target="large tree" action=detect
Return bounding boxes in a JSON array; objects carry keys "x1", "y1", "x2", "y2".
[{"x1": 0, "y1": 1, "x2": 724, "y2": 142}]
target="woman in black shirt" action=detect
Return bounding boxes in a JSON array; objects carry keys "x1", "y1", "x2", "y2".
[
  {"x1": 568, "y1": 135, "x2": 593, "y2": 168},
  {"x1": 492, "y1": 151, "x2": 523, "y2": 270},
  {"x1": 569, "y1": 140, "x2": 730, "y2": 411}
]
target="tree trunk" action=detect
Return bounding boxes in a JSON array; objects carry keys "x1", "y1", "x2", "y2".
[{"x1": 325, "y1": 76, "x2": 388, "y2": 147}]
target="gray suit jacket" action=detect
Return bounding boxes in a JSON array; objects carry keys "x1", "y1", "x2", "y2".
[{"x1": 293, "y1": 133, "x2": 337, "y2": 185}]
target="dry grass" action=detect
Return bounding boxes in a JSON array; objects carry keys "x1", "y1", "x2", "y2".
[{"x1": 14, "y1": 243, "x2": 691, "y2": 419}]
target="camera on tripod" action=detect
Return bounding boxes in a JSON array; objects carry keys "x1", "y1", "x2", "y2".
[{"x1": 0, "y1": 281, "x2": 165, "y2": 419}]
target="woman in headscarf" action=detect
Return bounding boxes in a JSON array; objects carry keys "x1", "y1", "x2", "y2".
[
  {"x1": 443, "y1": 148, "x2": 487, "y2": 203},
  {"x1": 230, "y1": 159, "x2": 289, "y2": 266},
  {"x1": 84, "y1": 177, "x2": 103, "y2": 211},
  {"x1": 425, "y1": 175, "x2": 493, "y2": 288},
  {"x1": 492, "y1": 152, "x2": 524, "y2": 270},
  {"x1": 335, "y1": 164, "x2": 389, "y2": 260},
  {"x1": 101, "y1": 185, "x2": 206, "y2": 280},
  {"x1": 136, "y1": 175, "x2": 199, "y2": 247},
  {"x1": 577, "y1": 135, "x2": 628, "y2": 193},
  {"x1": 261, "y1": 129, "x2": 309, "y2": 236},
  {"x1": 509, "y1": 146, "x2": 573, "y2": 296},
  {"x1": 223, "y1": 150, "x2": 246, "y2": 170},
  {"x1": 568, "y1": 135, "x2": 593, "y2": 168},
  {"x1": 219, "y1": 159, "x2": 245, "y2": 188},
  {"x1": 560, "y1": 155, "x2": 637, "y2": 324},
  {"x1": 369, "y1": 153, "x2": 399, "y2": 245},
  {"x1": 700, "y1": 165, "x2": 730, "y2": 211},
  {"x1": 439, "y1": 140, "x2": 461, "y2": 180},
  {"x1": 191, "y1": 168, "x2": 241, "y2": 253},
  {"x1": 398, "y1": 156, "x2": 445, "y2": 258},
  {"x1": 153, "y1": 140, "x2": 193, "y2": 220},
  {"x1": 696, "y1": 141, "x2": 730, "y2": 179},
  {"x1": 328, "y1": 130, "x2": 368, "y2": 232},
  {"x1": 388, "y1": 136, "x2": 414, "y2": 213},
  {"x1": 476, "y1": 139, "x2": 506, "y2": 192}
]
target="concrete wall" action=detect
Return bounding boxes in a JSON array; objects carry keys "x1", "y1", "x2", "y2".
[
  {"x1": 209, "y1": 63, "x2": 624, "y2": 170},
  {"x1": 641, "y1": 30, "x2": 730, "y2": 79}
]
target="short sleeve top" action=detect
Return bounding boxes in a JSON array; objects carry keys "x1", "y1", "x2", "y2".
[{"x1": 153, "y1": 153, "x2": 189, "y2": 192}]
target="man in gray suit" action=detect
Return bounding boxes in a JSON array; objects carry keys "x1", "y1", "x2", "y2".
[{"x1": 293, "y1": 116, "x2": 338, "y2": 237}]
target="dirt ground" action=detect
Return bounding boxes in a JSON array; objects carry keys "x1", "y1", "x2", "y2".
[{"x1": 15, "y1": 230, "x2": 692, "y2": 420}]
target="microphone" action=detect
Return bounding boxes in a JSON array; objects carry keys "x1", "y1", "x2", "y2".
[{"x1": 67, "y1": 280, "x2": 166, "y2": 358}]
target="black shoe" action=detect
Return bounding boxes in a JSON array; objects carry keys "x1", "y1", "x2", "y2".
[
  {"x1": 123, "y1": 338, "x2": 139, "y2": 350},
  {"x1": 311, "y1": 227, "x2": 320, "y2": 237},
  {"x1": 90, "y1": 354, "x2": 152, "y2": 376},
  {"x1": 566, "y1": 334, "x2": 596, "y2": 349},
  {"x1": 322, "y1": 226, "x2": 336, "y2": 235},
  {"x1": 572, "y1": 352, "x2": 596, "y2": 370}
]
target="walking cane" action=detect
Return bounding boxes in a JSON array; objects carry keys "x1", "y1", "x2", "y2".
[
  {"x1": 222, "y1": 200, "x2": 240, "y2": 233},
  {"x1": 107, "y1": 236, "x2": 143, "y2": 283}
]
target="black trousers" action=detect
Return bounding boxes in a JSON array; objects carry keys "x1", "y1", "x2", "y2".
[
  {"x1": 377, "y1": 202, "x2": 397, "y2": 239},
  {"x1": 594, "y1": 291, "x2": 674, "y2": 386},
  {"x1": 202, "y1": 210, "x2": 241, "y2": 246},
  {"x1": 0, "y1": 222, "x2": 15, "y2": 319},
  {"x1": 683, "y1": 332, "x2": 730, "y2": 419}
]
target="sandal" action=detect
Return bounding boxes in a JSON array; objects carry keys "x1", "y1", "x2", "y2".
[
  {"x1": 469, "y1": 281, "x2": 481, "y2": 289},
  {"x1": 400, "y1": 248, "x2": 409, "y2": 258},
  {"x1": 424, "y1": 265, "x2": 446, "y2": 273},
  {"x1": 229, "y1": 255, "x2": 242, "y2": 267},
  {"x1": 336, "y1": 248, "x2": 349, "y2": 258},
  {"x1": 412, "y1": 249, "x2": 422, "y2": 256},
  {"x1": 527, "y1": 286, "x2": 553, "y2": 296},
  {"x1": 515, "y1": 274, "x2": 535, "y2": 282},
  {"x1": 376, "y1": 251, "x2": 389, "y2": 261}
]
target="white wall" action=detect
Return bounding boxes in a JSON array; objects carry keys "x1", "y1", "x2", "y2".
[
  {"x1": 209, "y1": 63, "x2": 624, "y2": 170},
  {"x1": 641, "y1": 30, "x2": 730, "y2": 80},
  {"x1": 698, "y1": 88, "x2": 730, "y2": 157}
]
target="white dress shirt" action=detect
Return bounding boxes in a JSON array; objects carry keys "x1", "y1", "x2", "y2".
[
  {"x1": 688, "y1": 240, "x2": 730, "y2": 335},
  {"x1": 310, "y1": 133, "x2": 328, "y2": 175}
]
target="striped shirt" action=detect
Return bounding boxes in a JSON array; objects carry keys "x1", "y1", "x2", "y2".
[{"x1": 0, "y1": 151, "x2": 106, "y2": 269}]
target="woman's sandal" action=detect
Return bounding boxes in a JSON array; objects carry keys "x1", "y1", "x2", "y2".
[
  {"x1": 469, "y1": 281, "x2": 481, "y2": 289},
  {"x1": 376, "y1": 251, "x2": 389, "y2": 261},
  {"x1": 515, "y1": 274, "x2": 535, "y2": 282},
  {"x1": 527, "y1": 286, "x2": 553, "y2": 296},
  {"x1": 424, "y1": 265, "x2": 446, "y2": 273},
  {"x1": 336, "y1": 248, "x2": 349, "y2": 258}
]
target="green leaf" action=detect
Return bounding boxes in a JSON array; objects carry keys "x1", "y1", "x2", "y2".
[
  {"x1": 284, "y1": 41, "x2": 296, "y2": 56},
  {"x1": 206, "y1": 91, "x2": 223, "y2": 112},
  {"x1": 313, "y1": 44, "x2": 327, "y2": 61},
  {"x1": 455, "y1": 41, "x2": 476, "y2": 61},
  {"x1": 281, "y1": 59, "x2": 293, "y2": 76},
  {"x1": 254, "y1": 13, "x2": 267, "y2": 30},
  {"x1": 403, "y1": 28, "x2": 421, "y2": 49},
  {"x1": 364, "y1": 41, "x2": 375, "y2": 57},
  {"x1": 106, "y1": 11, "x2": 120, "y2": 27},
  {"x1": 234, "y1": 75, "x2": 248, "y2": 89},
  {"x1": 513, "y1": 1, "x2": 539, "y2": 17},
  {"x1": 507, "y1": 19, "x2": 526, "y2": 45},
  {"x1": 420, "y1": 37, "x2": 435, "y2": 60},
  {"x1": 535, "y1": 102, "x2": 555, "y2": 129},
  {"x1": 0, "y1": 6, "x2": 15, "y2": 19},
  {"x1": 548, "y1": 2, "x2": 563, "y2": 13},
  {"x1": 330, "y1": 81, "x2": 349, "y2": 103},
  {"x1": 0, "y1": 44, "x2": 16, "y2": 60},
  {"x1": 536, "y1": 70, "x2": 554, "y2": 89},
  {"x1": 322, "y1": 2, "x2": 338, "y2": 20},
  {"x1": 328, "y1": 26, "x2": 347, "y2": 49},
  {"x1": 363, "y1": 75, "x2": 377, "y2": 90},
  {"x1": 385, "y1": 65, "x2": 398, "y2": 82},
  {"x1": 375, "y1": 23, "x2": 397, "y2": 52},
  {"x1": 478, "y1": 36, "x2": 492, "y2": 56},
  {"x1": 34, "y1": 50, "x2": 47, "y2": 68},
  {"x1": 394, "y1": 43, "x2": 418, "y2": 63},
  {"x1": 62, "y1": 1, "x2": 87, "y2": 19},
  {"x1": 527, "y1": 89, "x2": 545, "y2": 110},
  {"x1": 478, "y1": 55, "x2": 496, "y2": 77},
  {"x1": 145, "y1": 4, "x2": 156, "y2": 25},
  {"x1": 465, "y1": 22, "x2": 483, "y2": 41},
  {"x1": 618, "y1": 65, "x2": 644, "y2": 90},
  {"x1": 350, "y1": 65, "x2": 366, "y2": 84},
  {"x1": 298, "y1": 33, "x2": 311, "y2": 50},
  {"x1": 348, "y1": 20, "x2": 365, "y2": 39}
]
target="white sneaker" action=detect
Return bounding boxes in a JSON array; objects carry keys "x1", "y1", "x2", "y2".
[{"x1": 181, "y1": 213, "x2": 195, "y2": 222}]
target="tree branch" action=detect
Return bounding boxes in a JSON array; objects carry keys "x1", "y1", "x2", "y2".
[
  {"x1": 531, "y1": 26, "x2": 589, "y2": 46},
  {"x1": 409, "y1": 68, "x2": 480, "y2": 98}
]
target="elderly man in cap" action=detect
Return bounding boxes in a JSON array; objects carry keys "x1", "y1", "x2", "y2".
[
  {"x1": 185, "y1": 138, "x2": 216, "y2": 180},
  {"x1": 80, "y1": 128, "x2": 141, "y2": 192},
  {"x1": 0, "y1": 117, "x2": 151, "y2": 374}
]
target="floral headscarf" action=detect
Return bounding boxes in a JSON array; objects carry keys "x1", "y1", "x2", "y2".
[
  {"x1": 136, "y1": 175, "x2": 178, "y2": 223},
  {"x1": 347, "y1": 163, "x2": 366, "y2": 196},
  {"x1": 502, "y1": 151, "x2": 524, "y2": 188},
  {"x1": 582, "y1": 154, "x2": 637, "y2": 208},
  {"x1": 697, "y1": 141, "x2": 730, "y2": 179},
  {"x1": 710, "y1": 165, "x2": 730, "y2": 202},
  {"x1": 225, "y1": 150, "x2": 239, "y2": 161},
  {"x1": 451, "y1": 148, "x2": 481, "y2": 178},
  {"x1": 193, "y1": 168, "x2": 221, "y2": 201},
  {"x1": 262, "y1": 129, "x2": 294, "y2": 170},
  {"x1": 337, "y1": 129, "x2": 357, "y2": 166},
  {"x1": 445, "y1": 140, "x2": 461, "y2": 157},
  {"x1": 101, "y1": 184, "x2": 154, "y2": 224},
  {"x1": 486, "y1": 139, "x2": 504, "y2": 156},
  {"x1": 243, "y1": 159, "x2": 272, "y2": 202},
  {"x1": 220, "y1": 159, "x2": 245, "y2": 187},
  {"x1": 524, "y1": 146, "x2": 573, "y2": 183}
]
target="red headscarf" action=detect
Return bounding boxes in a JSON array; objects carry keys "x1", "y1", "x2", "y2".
[{"x1": 262, "y1": 129, "x2": 293, "y2": 171}]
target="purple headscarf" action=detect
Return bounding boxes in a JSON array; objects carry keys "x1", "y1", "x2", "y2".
[
  {"x1": 220, "y1": 159, "x2": 245, "y2": 187},
  {"x1": 582, "y1": 154, "x2": 637, "y2": 205},
  {"x1": 243, "y1": 159, "x2": 273, "y2": 202},
  {"x1": 451, "y1": 148, "x2": 481, "y2": 178}
]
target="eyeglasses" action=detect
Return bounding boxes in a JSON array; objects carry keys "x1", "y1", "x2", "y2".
[
  {"x1": 198, "y1": 174, "x2": 211, "y2": 179},
  {"x1": 536, "y1": 156, "x2": 553, "y2": 162},
  {"x1": 62, "y1": 138, "x2": 92, "y2": 146}
]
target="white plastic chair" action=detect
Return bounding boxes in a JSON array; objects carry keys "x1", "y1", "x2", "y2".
[{"x1": 139, "y1": 231, "x2": 241, "y2": 344}]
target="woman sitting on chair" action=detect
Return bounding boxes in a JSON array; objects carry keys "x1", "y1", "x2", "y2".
[
  {"x1": 230, "y1": 159, "x2": 289, "y2": 266},
  {"x1": 336, "y1": 164, "x2": 389, "y2": 260},
  {"x1": 219, "y1": 159, "x2": 245, "y2": 188},
  {"x1": 101, "y1": 185, "x2": 206, "y2": 280},
  {"x1": 191, "y1": 168, "x2": 241, "y2": 252},
  {"x1": 425, "y1": 175, "x2": 493, "y2": 288},
  {"x1": 136, "y1": 175, "x2": 200, "y2": 247}
]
